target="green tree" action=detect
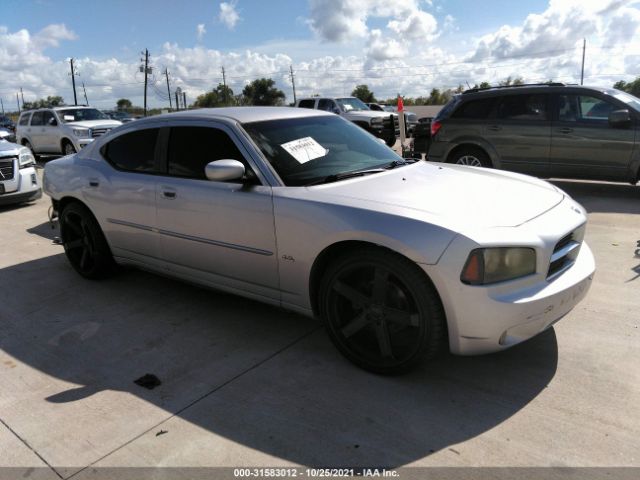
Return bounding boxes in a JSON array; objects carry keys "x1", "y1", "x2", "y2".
[
  {"x1": 241, "y1": 78, "x2": 285, "y2": 106},
  {"x1": 192, "y1": 83, "x2": 235, "y2": 108},
  {"x1": 116, "y1": 99, "x2": 132, "y2": 111},
  {"x1": 23, "y1": 96, "x2": 65, "y2": 109},
  {"x1": 499, "y1": 76, "x2": 524, "y2": 86},
  {"x1": 351, "y1": 84, "x2": 376, "y2": 103},
  {"x1": 614, "y1": 78, "x2": 640, "y2": 97}
]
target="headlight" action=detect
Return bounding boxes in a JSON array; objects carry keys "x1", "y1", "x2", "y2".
[
  {"x1": 72, "y1": 128, "x2": 91, "y2": 139},
  {"x1": 461, "y1": 247, "x2": 536, "y2": 285},
  {"x1": 370, "y1": 117, "x2": 383, "y2": 124},
  {"x1": 19, "y1": 151, "x2": 35, "y2": 169}
]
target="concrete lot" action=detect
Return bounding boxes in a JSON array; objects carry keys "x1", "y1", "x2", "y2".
[{"x1": 0, "y1": 167, "x2": 639, "y2": 478}]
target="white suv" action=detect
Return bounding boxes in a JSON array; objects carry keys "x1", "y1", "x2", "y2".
[
  {"x1": 16, "y1": 106, "x2": 122, "y2": 156},
  {"x1": 0, "y1": 138, "x2": 41, "y2": 206},
  {"x1": 295, "y1": 96, "x2": 399, "y2": 146}
]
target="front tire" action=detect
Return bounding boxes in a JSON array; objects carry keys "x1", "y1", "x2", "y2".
[
  {"x1": 23, "y1": 140, "x2": 39, "y2": 160},
  {"x1": 448, "y1": 147, "x2": 491, "y2": 167},
  {"x1": 62, "y1": 140, "x2": 77, "y2": 156},
  {"x1": 319, "y1": 248, "x2": 446, "y2": 374},
  {"x1": 385, "y1": 136, "x2": 396, "y2": 147},
  {"x1": 60, "y1": 202, "x2": 115, "y2": 279}
]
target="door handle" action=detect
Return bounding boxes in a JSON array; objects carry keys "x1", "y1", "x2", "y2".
[
  {"x1": 88, "y1": 178, "x2": 99, "y2": 187},
  {"x1": 558, "y1": 127, "x2": 573, "y2": 134},
  {"x1": 161, "y1": 190, "x2": 176, "y2": 199},
  {"x1": 487, "y1": 125, "x2": 501, "y2": 132}
]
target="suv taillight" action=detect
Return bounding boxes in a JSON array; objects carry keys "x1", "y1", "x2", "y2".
[{"x1": 430, "y1": 120, "x2": 442, "y2": 137}]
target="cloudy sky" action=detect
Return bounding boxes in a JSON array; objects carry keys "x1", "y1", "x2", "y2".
[{"x1": 1, "y1": 0, "x2": 640, "y2": 110}]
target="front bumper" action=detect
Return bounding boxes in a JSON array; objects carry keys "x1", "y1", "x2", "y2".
[
  {"x1": 423, "y1": 242, "x2": 595, "y2": 355},
  {"x1": 74, "y1": 138, "x2": 94, "y2": 151},
  {"x1": 0, "y1": 163, "x2": 42, "y2": 205}
]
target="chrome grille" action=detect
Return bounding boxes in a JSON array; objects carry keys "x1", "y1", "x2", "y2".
[
  {"x1": 0, "y1": 158, "x2": 15, "y2": 181},
  {"x1": 92, "y1": 128, "x2": 111, "y2": 138},
  {"x1": 547, "y1": 231, "x2": 581, "y2": 279}
]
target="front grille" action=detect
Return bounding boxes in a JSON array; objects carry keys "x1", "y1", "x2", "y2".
[
  {"x1": 92, "y1": 128, "x2": 111, "y2": 138},
  {"x1": 547, "y1": 231, "x2": 581, "y2": 279},
  {"x1": 0, "y1": 158, "x2": 15, "y2": 181}
]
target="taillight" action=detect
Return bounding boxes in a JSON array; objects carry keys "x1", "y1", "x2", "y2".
[{"x1": 430, "y1": 120, "x2": 442, "y2": 137}]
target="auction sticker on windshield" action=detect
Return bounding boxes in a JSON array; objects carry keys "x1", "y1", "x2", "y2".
[{"x1": 281, "y1": 137, "x2": 328, "y2": 164}]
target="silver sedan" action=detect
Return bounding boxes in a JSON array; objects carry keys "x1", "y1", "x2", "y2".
[{"x1": 43, "y1": 107, "x2": 595, "y2": 374}]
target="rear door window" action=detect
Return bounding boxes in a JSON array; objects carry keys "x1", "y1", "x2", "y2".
[
  {"x1": 19, "y1": 113, "x2": 31, "y2": 126},
  {"x1": 42, "y1": 110, "x2": 57, "y2": 126},
  {"x1": 318, "y1": 99, "x2": 337, "y2": 112},
  {"x1": 102, "y1": 128, "x2": 160, "y2": 173},
  {"x1": 497, "y1": 94, "x2": 548, "y2": 121}
]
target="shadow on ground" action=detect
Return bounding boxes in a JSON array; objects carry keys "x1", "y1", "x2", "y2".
[{"x1": 0, "y1": 253, "x2": 558, "y2": 468}]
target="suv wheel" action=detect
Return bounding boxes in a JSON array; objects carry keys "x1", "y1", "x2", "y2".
[
  {"x1": 23, "y1": 140, "x2": 39, "y2": 160},
  {"x1": 449, "y1": 147, "x2": 491, "y2": 167},
  {"x1": 62, "y1": 140, "x2": 77, "y2": 156}
]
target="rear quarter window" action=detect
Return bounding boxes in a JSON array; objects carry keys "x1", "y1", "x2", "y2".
[
  {"x1": 19, "y1": 113, "x2": 31, "y2": 126},
  {"x1": 451, "y1": 98, "x2": 497, "y2": 119},
  {"x1": 435, "y1": 96, "x2": 461, "y2": 120},
  {"x1": 298, "y1": 99, "x2": 316, "y2": 109}
]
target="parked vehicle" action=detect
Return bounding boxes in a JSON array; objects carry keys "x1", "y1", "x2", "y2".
[
  {"x1": 428, "y1": 83, "x2": 640, "y2": 183},
  {"x1": 44, "y1": 107, "x2": 595, "y2": 374},
  {"x1": 367, "y1": 104, "x2": 418, "y2": 135},
  {"x1": 296, "y1": 96, "x2": 398, "y2": 146},
  {"x1": 16, "y1": 106, "x2": 122, "y2": 157},
  {"x1": 0, "y1": 115, "x2": 15, "y2": 131},
  {"x1": 0, "y1": 127, "x2": 16, "y2": 144},
  {"x1": 0, "y1": 139, "x2": 41, "y2": 206},
  {"x1": 104, "y1": 110, "x2": 135, "y2": 123}
]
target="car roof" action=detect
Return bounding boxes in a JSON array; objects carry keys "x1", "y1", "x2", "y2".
[
  {"x1": 461, "y1": 84, "x2": 613, "y2": 98},
  {"x1": 133, "y1": 106, "x2": 334, "y2": 125},
  {"x1": 20, "y1": 106, "x2": 95, "y2": 113}
]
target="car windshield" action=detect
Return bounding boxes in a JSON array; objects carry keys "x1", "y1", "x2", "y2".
[
  {"x1": 336, "y1": 97, "x2": 370, "y2": 112},
  {"x1": 58, "y1": 108, "x2": 110, "y2": 122},
  {"x1": 609, "y1": 89, "x2": 640, "y2": 111},
  {"x1": 243, "y1": 115, "x2": 401, "y2": 186}
]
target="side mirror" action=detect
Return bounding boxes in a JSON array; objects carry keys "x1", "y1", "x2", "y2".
[
  {"x1": 48, "y1": 117, "x2": 57, "y2": 126},
  {"x1": 609, "y1": 109, "x2": 631, "y2": 128},
  {"x1": 332, "y1": 107, "x2": 341, "y2": 114},
  {"x1": 204, "y1": 159, "x2": 245, "y2": 182}
]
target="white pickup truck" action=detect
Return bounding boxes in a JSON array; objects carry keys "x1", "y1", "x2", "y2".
[{"x1": 295, "y1": 96, "x2": 398, "y2": 146}]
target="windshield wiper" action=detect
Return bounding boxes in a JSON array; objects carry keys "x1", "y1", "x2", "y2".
[{"x1": 305, "y1": 168, "x2": 386, "y2": 186}]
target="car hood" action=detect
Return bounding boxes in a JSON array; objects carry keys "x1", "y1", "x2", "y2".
[
  {"x1": 310, "y1": 162, "x2": 564, "y2": 228},
  {"x1": 65, "y1": 120, "x2": 122, "y2": 129},
  {"x1": 0, "y1": 140, "x2": 22, "y2": 155}
]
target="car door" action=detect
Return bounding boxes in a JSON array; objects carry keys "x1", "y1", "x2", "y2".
[
  {"x1": 549, "y1": 92, "x2": 636, "y2": 181},
  {"x1": 318, "y1": 98, "x2": 339, "y2": 114},
  {"x1": 482, "y1": 93, "x2": 551, "y2": 176},
  {"x1": 155, "y1": 122, "x2": 279, "y2": 300},
  {"x1": 28, "y1": 111, "x2": 45, "y2": 152},
  {"x1": 90, "y1": 126, "x2": 163, "y2": 264},
  {"x1": 41, "y1": 110, "x2": 59, "y2": 152}
]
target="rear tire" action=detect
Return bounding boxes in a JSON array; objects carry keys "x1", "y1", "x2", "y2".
[
  {"x1": 23, "y1": 140, "x2": 39, "y2": 160},
  {"x1": 448, "y1": 147, "x2": 491, "y2": 167},
  {"x1": 319, "y1": 247, "x2": 446, "y2": 374},
  {"x1": 60, "y1": 202, "x2": 116, "y2": 279}
]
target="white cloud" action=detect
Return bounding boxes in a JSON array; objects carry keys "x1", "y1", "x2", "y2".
[
  {"x1": 196, "y1": 23, "x2": 206, "y2": 41},
  {"x1": 219, "y1": 1, "x2": 240, "y2": 30}
]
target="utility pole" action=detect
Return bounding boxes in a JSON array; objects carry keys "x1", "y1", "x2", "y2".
[
  {"x1": 175, "y1": 91, "x2": 180, "y2": 111},
  {"x1": 69, "y1": 58, "x2": 78, "y2": 105},
  {"x1": 82, "y1": 82, "x2": 89, "y2": 105},
  {"x1": 289, "y1": 65, "x2": 297, "y2": 104},
  {"x1": 164, "y1": 69, "x2": 172, "y2": 109},
  {"x1": 580, "y1": 38, "x2": 586, "y2": 86},
  {"x1": 20, "y1": 87, "x2": 25, "y2": 106},
  {"x1": 16, "y1": 93, "x2": 20, "y2": 114},
  {"x1": 183, "y1": 92, "x2": 187, "y2": 110},
  {"x1": 221, "y1": 66, "x2": 227, "y2": 103},
  {"x1": 141, "y1": 49, "x2": 150, "y2": 116}
]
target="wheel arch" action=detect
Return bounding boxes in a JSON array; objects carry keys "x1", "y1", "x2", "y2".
[
  {"x1": 60, "y1": 137, "x2": 75, "y2": 152},
  {"x1": 445, "y1": 138, "x2": 500, "y2": 168},
  {"x1": 308, "y1": 240, "x2": 446, "y2": 321}
]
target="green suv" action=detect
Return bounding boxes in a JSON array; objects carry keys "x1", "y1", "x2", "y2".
[{"x1": 428, "y1": 83, "x2": 640, "y2": 184}]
